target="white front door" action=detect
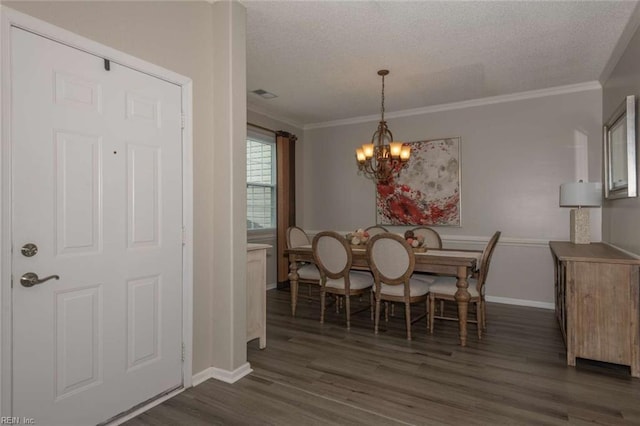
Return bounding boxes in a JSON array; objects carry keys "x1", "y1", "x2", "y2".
[{"x1": 11, "y1": 27, "x2": 184, "y2": 425}]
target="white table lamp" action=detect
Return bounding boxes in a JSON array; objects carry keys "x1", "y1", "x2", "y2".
[{"x1": 559, "y1": 181, "x2": 602, "y2": 244}]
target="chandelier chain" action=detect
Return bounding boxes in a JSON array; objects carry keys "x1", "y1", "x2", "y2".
[{"x1": 380, "y1": 73, "x2": 385, "y2": 122}]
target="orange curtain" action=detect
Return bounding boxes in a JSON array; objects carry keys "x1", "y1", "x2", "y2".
[{"x1": 276, "y1": 131, "x2": 297, "y2": 284}]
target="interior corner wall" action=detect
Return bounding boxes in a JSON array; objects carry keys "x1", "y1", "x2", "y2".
[
  {"x1": 1, "y1": 1, "x2": 226, "y2": 376},
  {"x1": 602, "y1": 23, "x2": 640, "y2": 256},
  {"x1": 211, "y1": 0, "x2": 247, "y2": 373},
  {"x1": 301, "y1": 89, "x2": 602, "y2": 305}
]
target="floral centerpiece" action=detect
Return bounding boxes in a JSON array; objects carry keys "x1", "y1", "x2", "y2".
[
  {"x1": 345, "y1": 228, "x2": 369, "y2": 246},
  {"x1": 404, "y1": 230, "x2": 427, "y2": 251}
]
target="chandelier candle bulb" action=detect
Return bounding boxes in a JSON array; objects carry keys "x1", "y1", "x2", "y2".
[
  {"x1": 362, "y1": 143, "x2": 374, "y2": 158},
  {"x1": 400, "y1": 145, "x2": 411, "y2": 161},
  {"x1": 389, "y1": 142, "x2": 403, "y2": 158},
  {"x1": 356, "y1": 148, "x2": 366, "y2": 163},
  {"x1": 381, "y1": 146, "x2": 390, "y2": 160}
]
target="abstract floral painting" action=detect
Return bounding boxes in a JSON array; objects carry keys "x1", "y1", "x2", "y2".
[{"x1": 376, "y1": 137, "x2": 461, "y2": 226}]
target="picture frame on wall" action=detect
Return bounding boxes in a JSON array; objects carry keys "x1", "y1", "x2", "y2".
[
  {"x1": 604, "y1": 95, "x2": 637, "y2": 199},
  {"x1": 376, "y1": 137, "x2": 461, "y2": 226}
]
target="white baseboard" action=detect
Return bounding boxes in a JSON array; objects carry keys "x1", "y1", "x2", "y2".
[
  {"x1": 486, "y1": 295, "x2": 554, "y2": 310},
  {"x1": 192, "y1": 362, "x2": 253, "y2": 386},
  {"x1": 191, "y1": 368, "x2": 213, "y2": 387},
  {"x1": 266, "y1": 282, "x2": 277, "y2": 290},
  {"x1": 210, "y1": 363, "x2": 253, "y2": 383}
]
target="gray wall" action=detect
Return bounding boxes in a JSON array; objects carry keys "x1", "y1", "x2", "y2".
[
  {"x1": 301, "y1": 89, "x2": 602, "y2": 305},
  {"x1": 602, "y1": 24, "x2": 640, "y2": 256}
]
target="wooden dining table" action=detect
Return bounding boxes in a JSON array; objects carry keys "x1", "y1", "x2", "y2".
[{"x1": 284, "y1": 244, "x2": 482, "y2": 346}]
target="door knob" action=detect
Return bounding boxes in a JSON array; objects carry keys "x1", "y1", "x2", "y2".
[{"x1": 20, "y1": 272, "x2": 59, "y2": 288}]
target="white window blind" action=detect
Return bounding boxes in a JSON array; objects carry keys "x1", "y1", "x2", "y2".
[{"x1": 246, "y1": 132, "x2": 276, "y2": 230}]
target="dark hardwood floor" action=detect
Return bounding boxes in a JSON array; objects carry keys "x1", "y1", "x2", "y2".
[{"x1": 126, "y1": 288, "x2": 640, "y2": 425}]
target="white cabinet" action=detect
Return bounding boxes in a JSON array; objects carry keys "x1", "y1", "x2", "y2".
[{"x1": 247, "y1": 243, "x2": 270, "y2": 349}]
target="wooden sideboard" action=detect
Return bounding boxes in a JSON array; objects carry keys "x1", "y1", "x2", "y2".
[
  {"x1": 549, "y1": 241, "x2": 640, "y2": 377},
  {"x1": 247, "y1": 243, "x2": 270, "y2": 349}
]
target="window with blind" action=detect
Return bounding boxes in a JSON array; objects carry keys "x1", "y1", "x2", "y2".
[{"x1": 246, "y1": 134, "x2": 276, "y2": 230}]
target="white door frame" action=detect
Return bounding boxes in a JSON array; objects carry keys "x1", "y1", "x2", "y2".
[{"x1": 0, "y1": 6, "x2": 194, "y2": 417}]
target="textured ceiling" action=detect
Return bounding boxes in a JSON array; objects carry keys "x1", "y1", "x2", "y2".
[{"x1": 245, "y1": 0, "x2": 639, "y2": 127}]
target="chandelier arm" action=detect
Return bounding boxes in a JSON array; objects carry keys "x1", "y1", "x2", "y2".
[
  {"x1": 372, "y1": 122, "x2": 394, "y2": 146},
  {"x1": 365, "y1": 161, "x2": 376, "y2": 175}
]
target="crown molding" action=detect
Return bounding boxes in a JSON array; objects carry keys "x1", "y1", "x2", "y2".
[
  {"x1": 304, "y1": 81, "x2": 602, "y2": 130},
  {"x1": 247, "y1": 103, "x2": 304, "y2": 130}
]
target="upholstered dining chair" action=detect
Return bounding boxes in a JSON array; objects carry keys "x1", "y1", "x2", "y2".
[
  {"x1": 286, "y1": 226, "x2": 321, "y2": 295},
  {"x1": 366, "y1": 232, "x2": 432, "y2": 340},
  {"x1": 364, "y1": 225, "x2": 388, "y2": 236},
  {"x1": 410, "y1": 226, "x2": 442, "y2": 249},
  {"x1": 408, "y1": 226, "x2": 443, "y2": 286},
  {"x1": 312, "y1": 231, "x2": 374, "y2": 329},
  {"x1": 428, "y1": 231, "x2": 501, "y2": 338}
]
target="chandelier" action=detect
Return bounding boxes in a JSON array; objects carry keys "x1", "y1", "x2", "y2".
[{"x1": 355, "y1": 70, "x2": 411, "y2": 184}]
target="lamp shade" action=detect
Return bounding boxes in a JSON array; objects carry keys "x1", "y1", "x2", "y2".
[{"x1": 559, "y1": 182, "x2": 602, "y2": 207}]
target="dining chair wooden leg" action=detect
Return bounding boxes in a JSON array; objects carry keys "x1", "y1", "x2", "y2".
[
  {"x1": 374, "y1": 297, "x2": 381, "y2": 335},
  {"x1": 405, "y1": 302, "x2": 412, "y2": 340},
  {"x1": 320, "y1": 288, "x2": 326, "y2": 324},
  {"x1": 369, "y1": 291, "x2": 374, "y2": 321},
  {"x1": 476, "y1": 301, "x2": 482, "y2": 339},
  {"x1": 345, "y1": 295, "x2": 351, "y2": 330},
  {"x1": 439, "y1": 300, "x2": 444, "y2": 316},
  {"x1": 425, "y1": 299, "x2": 429, "y2": 330},
  {"x1": 481, "y1": 299, "x2": 487, "y2": 330},
  {"x1": 429, "y1": 294, "x2": 435, "y2": 334}
]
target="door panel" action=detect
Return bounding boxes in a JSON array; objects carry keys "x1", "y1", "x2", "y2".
[
  {"x1": 128, "y1": 144, "x2": 161, "y2": 248},
  {"x1": 54, "y1": 71, "x2": 103, "y2": 113},
  {"x1": 54, "y1": 285, "x2": 103, "y2": 400},
  {"x1": 55, "y1": 131, "x2": 102, "y2": 255},
  {"x1": 127, "y1": 275, "x2": 161, "y2": 371},
  {"x1": 11, "y1": 27, "x2": 183, "y2": 425}
]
